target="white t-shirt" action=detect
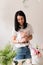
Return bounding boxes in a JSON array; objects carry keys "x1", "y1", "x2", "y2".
[{"x1": 11, "y1": 23, "x2": 33, "y2": 49}]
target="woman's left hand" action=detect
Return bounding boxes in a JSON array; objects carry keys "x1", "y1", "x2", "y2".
[{"x1": 21, "y1": 36, "x2": 29, "y2": 43}]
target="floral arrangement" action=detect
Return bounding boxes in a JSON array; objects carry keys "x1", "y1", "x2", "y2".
[
  {"x1": 30, "y1": 44, "x2": 42, "y2": 57},
  {"x1": 31, "y1": 47, "x2": 41, "y2": 57}
]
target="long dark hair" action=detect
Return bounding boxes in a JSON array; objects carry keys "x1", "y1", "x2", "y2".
[{"x1": 14, "y1": 10, "x2": 27, "y2": 31}]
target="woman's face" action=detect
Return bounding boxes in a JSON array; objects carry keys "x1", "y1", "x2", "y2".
[{"x1": 17, "y1": 15, "x2": 24, "y2": 26}]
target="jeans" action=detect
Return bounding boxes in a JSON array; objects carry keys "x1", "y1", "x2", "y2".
[{"x1": 14, "y1": 46, "x2": 31, "y2": 60}]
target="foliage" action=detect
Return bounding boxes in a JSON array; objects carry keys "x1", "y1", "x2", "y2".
[{"x1": 0, "y1": 44, "x2": 16, "y2": 65}]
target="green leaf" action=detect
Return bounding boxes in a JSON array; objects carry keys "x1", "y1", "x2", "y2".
[{"x1": 0, "y1": 44, "x2": 16, "y2": 65}]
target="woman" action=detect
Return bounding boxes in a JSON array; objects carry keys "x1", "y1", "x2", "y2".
[{"x1": 11, "y1": 10, "x2": 33, "y2": 65}]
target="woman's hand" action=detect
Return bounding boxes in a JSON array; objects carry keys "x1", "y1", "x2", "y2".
[
  {"x1": 11, "y1": 36, "x2": 19, "y2": 43},
  {"x1": 19, "y1": 37, "x2": 28, "y2": 43},
  {"x1": 19, "y1": 35, "x2": 33, "y2": 43}
]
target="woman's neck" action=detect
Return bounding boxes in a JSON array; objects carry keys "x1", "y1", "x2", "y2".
[{"x1": 19, "y1": 25, "x2": 23, "y2": 28}]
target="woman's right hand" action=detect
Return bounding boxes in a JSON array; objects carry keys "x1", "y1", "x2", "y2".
[
  {"x1": 11, "y1": 35, "x2": 28, "y2": 43},
  {"x1": 20, "y1": 37, "x2": 28, "y2": 43},
  {"x1": 11, "y1": 36, "x2": 18, "y2": 43}
]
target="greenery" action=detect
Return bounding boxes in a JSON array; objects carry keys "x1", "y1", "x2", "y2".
[{"x1": 0, "y1": 44, "x2": 16, "y2": 65}]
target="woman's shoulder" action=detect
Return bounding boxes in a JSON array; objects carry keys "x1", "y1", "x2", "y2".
[{"x1": 27, "y1": 23, "x2": 32, "y2": 28}]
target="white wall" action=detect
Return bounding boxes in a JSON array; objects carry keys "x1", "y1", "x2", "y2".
[{"x1": 0, "y1": 0, "x2": 43, "y2": 49}]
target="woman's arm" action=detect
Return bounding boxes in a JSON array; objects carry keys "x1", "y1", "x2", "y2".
[
  {"x1": 11, "y1": 34, "x2": 33, "y2": 43},
  {"x1": 11, "y1": 36, "x2": 19, "y2": 43},
  {"x1": 28, "y1": 35, "x2": 33, "y2": 40},
  {"x1": 18, "y1": 33, "x2": 33, "y2": 43},
  {"x1": 12, "y1": 36, "x2": 27, "y2": 43},
  {"x1": 20, "y1": 35, "x2": 33, "y2": 43},
  {"x1": 11, "y1": 35, "x2": 26, "y2": 43}
]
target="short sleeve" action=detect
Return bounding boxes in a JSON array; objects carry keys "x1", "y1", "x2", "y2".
[
  {"x1": 28, "y1": 24, "x2": 34, "y2": 35},
  {"x1": 12, "y1": 28, "x2": 17, "y2": 36},
  {"x1": 29, "y1": 25, "x2": 34, "y2": 35}
]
